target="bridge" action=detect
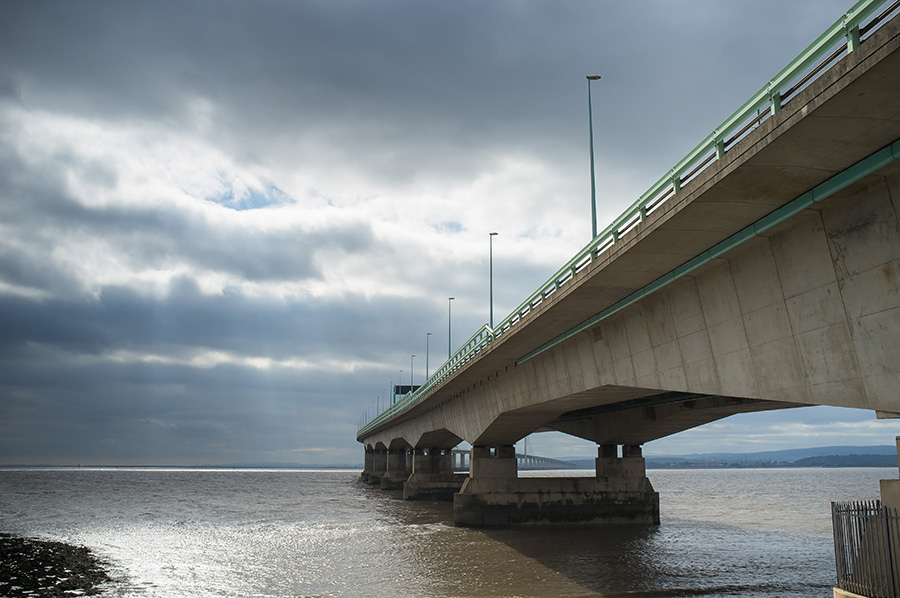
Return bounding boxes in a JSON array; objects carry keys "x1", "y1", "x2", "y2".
[
  {"x1": 359, "y1": 0, "x2": 900, "y2": 526},
  {"x1": 449, "y1": 449, "x2": 576, "y2": 472}
]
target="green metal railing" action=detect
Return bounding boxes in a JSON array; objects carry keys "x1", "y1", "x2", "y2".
[{"x1": 358, "y1": 0, "x2": 899, "y2": 437}]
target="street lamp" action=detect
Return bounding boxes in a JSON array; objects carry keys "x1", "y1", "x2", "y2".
[
  {"x1": 411, "y1": 355, "x2": 416, "y2": 390},
  {"x1": 448, "y1": 297, "x2": 455, "y2": 359},
  {"x1": 426, "y1": 332, "x2": 432, "y2": 379},
  {"x1": 398, "y1": 370, "x2": 403, "y2": 402},
  {"x1": 489, "y1": 232, "x2": 498, "y2": 329},
  {"x1": 587, "y1": 75, "x2": 601, "y2": 240}
]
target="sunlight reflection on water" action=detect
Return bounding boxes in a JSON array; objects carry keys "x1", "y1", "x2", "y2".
[{"x1": 0, "y1": 467, "x2": 891, "y2": 597}]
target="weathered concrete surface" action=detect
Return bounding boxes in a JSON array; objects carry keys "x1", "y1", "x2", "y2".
[
  {"x1": 454, "y1": 477, "x2": 660, "y2": 527},
  {"x1": 452, "y1": 445, "x2": 659, "y2": 526},
  {"x1": 403, "y1": 473, "x2": 466, "y2": 501},
  {"x1": 360, "y1": 449, "x2": 374, "y2": 482},
  {"x1": 365, "y1": 450, "x2": 387, "y2": 486},
  {"x1": 880, "y1": 436, "x2": 900, "y2": 509},
  {"x1": 403, "y1": 448, "x2": 465, "y2": 500},
  {"x1": 380, "y1": 449, "x2": 410, "y2": 490}
]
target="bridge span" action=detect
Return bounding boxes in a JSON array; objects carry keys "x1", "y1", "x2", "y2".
[{"x1": 359, "y1": 0, "x2": 900, "y2": 526}]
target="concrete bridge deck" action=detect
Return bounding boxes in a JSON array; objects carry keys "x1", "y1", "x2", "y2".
[{"x1": 359, "y1": 0, "x2": 900, "y2": 526}]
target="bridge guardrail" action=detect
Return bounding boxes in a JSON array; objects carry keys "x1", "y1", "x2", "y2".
[{"x1": 358, "y1": 0, "x2": 899, "y2": 437}]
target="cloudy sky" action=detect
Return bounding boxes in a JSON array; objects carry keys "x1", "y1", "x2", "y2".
[{"x1": 2, "y1": 0, "x2": 898, "y2": 466}]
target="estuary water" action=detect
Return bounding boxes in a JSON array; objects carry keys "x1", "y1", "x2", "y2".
[{"x1": 0, "y1": 467, "x2": 893, "y2": 597}]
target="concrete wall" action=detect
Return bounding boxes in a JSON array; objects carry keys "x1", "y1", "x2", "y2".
[
  {"x1": 880, "y1": 436, "x2": 900, "y2": 509},
  {"x1": 542, "y1": 167, "x2": 900, "y2": 407}
]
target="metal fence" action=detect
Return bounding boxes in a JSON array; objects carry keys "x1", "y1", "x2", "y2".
[{"x1": 832, "y1": 500, "x2": 900, "y2": 598}]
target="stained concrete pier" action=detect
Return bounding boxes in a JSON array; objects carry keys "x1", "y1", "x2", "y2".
[
  {"x1": 403, "y1": 448, "x2": 466, "y2": 501},
  {"x1": 364, "y1": 443, "x2": 659, "y2": 526},
  {"x1": 453, "y1": 444, "x2": 658, "y2": 526}
]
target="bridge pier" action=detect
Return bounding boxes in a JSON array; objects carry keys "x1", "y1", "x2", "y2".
[
  {"x1": 360, "y1": 448, "x2": 374, "y2": 482},
  {"x1": 380, "y1": 448, "x2": 411, "y2": 490},
  {"x1": 365, "y1": 449, "x2": 387, "y2": 485},
  {"x1": 403, "y1": 448, "x2": 466, "y2": 501},
  {"x1": 453, "y1": 444, "x2": 659, "y2": 527},
  {"x1": 880, "y1": 436, "x2": 900, "y2": 509}
]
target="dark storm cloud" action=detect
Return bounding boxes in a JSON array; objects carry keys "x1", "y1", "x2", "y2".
[
  {"x1": 0, "y1": 355, "x2": 371, "y2": 464},
  {"x1": 0, "y1": 282, "x2": 435, "y2": 363},
  {"x1": 1, "y1": 0, "x2": 852, "y2": 185},
  {"x1": 2, "y1": 0, "x2": 544, "y2": 177},
  {"x1": 0, "y1": 282, "x2": 437, "y2": 463}
]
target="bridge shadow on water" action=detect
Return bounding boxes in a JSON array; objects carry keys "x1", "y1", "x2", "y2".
[
  {"x1": 360, "y1": 480, "x2": 832, "y2": 598},
  {"x1": 479, "y1": 521, "x2": 833, "y2": 598}
]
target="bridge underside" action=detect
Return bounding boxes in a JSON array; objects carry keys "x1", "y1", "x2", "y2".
[
  {"x1": 359, "y1": 8, "x2": 900, "y2": 526},
  {"x1": 361, "y1": 393, "x2": 805, "y2": 526},
  {"x1": 544, "y1": 392, "x2": 797, "y2": 445}
]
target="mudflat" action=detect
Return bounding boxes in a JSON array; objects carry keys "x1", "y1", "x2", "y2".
[{"x1": 0, "y1": 533, "x2": 110, "y2": 597}]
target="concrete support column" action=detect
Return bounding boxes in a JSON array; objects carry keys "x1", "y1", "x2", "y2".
[
  {"x1": 470, "y1": 445, "x2": 517, "y2": 481},
  {"x1": 597, "y1": 444, "x2": 647, "y2": 478},
  {"x1": 367, "y1": 449, "x2": 387, "y2": 485},
  {"x1": 411, "y1": 447, "x2": 430, "y2": 474},
  {"x1": 380, "y1": 448, "x2": 410, "y2": 490},
  {"x1": 412, "y1": 447, "x2": 453, "y2": 475},
  {"x1": 454, "y1": 442, "x2": 658, "y2": 527},
  {"x1": 880, "y1": 436, "x2": 900, "y2": 509},
  {"x1": 404, "y1": 448, "x2": 465, "y2": 501},
  {"x1": 360, "y1": 448, "x2": 374, "y2": 482}
]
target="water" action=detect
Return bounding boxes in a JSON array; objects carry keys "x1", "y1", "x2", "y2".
[{"x1": 0, "y1": 467, "x2": 892, "y2": 597}]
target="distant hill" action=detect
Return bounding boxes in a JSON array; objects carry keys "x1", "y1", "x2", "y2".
[
  {"x1": 789, "y1": 454, "x2": 898, "y2": 467},
  {"x1": 563, "y1": 445, "x2": 898, "y2": 469}
]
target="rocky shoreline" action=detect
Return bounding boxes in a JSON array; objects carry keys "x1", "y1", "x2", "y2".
[{"x1": 0, "y1": 533, "x2": 111, "y2": 597}]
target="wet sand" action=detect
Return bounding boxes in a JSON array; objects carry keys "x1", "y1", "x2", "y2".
[{"x1": 0, "y1": 533, "x2": 110, "y2": 597}]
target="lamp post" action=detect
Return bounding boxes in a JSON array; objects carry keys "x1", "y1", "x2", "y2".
[
  {"x1": 587, "y1": 75, "x2": 601, "y2": 240},
  {"x1": 489, "y1": 232, "x2": 498, "y2": 329},
  {"x1": 398, "y1": 370, "x2": 403, "y2": 402},
  {"x1": 426, "y1": 332, "x2": 432, "y2": 379},
  {"x1": 410, "y1": 355, "x2": 415, "y2": 391},
  {"x1": 448, "y1": 297, "x2": 455, "y2": 359}
]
